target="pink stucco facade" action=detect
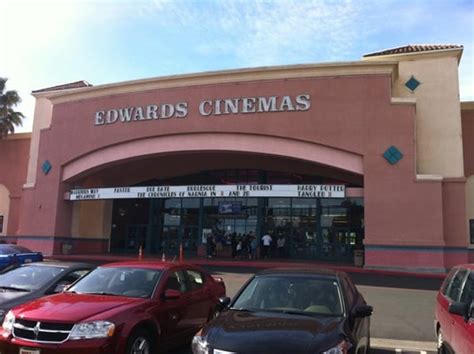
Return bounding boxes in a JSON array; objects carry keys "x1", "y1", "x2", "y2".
[
  {"x1": 0, "y1": 135, "x2": 30, "y2": 236},
  {"x1": 2, "y1": 55, "x2": 471, "y2": 272}
]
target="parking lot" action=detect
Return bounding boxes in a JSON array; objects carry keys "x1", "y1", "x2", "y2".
[{"x1": 40, "y1": 256, "x2": 441, "y2": 353}]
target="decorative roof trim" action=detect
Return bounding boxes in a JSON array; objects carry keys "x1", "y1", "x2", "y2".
[
  {"x1": 32, "y1": 61, "x2": 399, "y2": 104},
  {"x1": 363, "y1": 45, "x2": 463, "y2": 65},
  {"x1": 364, "y1": 44, "x2": 463, "y2": 58},
  {"x1": 4, "y1": 132, "x2": 32, "y2": 140},
  {"x1": 32, "y1": 81, "x2": 92, "y2": 94},
  {"x1": 461, "y1": 101, "x2": 474, "y2": 110}
]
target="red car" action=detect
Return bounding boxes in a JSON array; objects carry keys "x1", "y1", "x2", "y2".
[
  {"x1": 0, "y1": 261, "x2": 226, "y2": 354},
  {"x1": 435, "y1": 263, "x2": 474, "y2": 354}
]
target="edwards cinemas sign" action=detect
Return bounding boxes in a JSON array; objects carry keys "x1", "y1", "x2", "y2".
[{"x1": 94, "y1": 94, "x2": 311, "y2": 125}]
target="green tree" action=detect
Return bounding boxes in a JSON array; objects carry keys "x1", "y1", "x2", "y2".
[{"x1": 0, "y1": 78, "x2": 25, "y2": 138}]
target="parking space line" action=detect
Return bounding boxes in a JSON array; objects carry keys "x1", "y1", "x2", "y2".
[{"x1": 372, "y1": 338, "x2": 437, "y2": 351}]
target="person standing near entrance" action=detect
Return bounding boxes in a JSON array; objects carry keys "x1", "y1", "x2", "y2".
[
  {"x1": 261, "y1": 232, "x2": 273, "y2": 259},
  {"x1": 216, "y1": 233, "x2": 224, "y2": 255},
  {"x1": 206, "y1": 233, "x2": 215, "y2": 259},
  {"x1": 231, "y1": 233, "x2": 237, "y2": 259},
  {"x1": 250, "y1": 235, "x2": 258, "y2": 260},
  {"x1": 277, "y1": 235, "x2": 286, "y2": 258}
]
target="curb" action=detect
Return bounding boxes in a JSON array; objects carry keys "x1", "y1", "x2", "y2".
[
  {"x1": 371, "y1": 338, "x2": 437, "y2": 351},
  {"x1": 47, "y1": 254, "x2": 446, "y2": 279}
]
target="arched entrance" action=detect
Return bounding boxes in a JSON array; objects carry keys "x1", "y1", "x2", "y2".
[{"x1": 64, "y1": 133, "x2": 364, "y2": 262}]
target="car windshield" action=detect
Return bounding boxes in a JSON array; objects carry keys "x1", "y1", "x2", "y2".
[
  {"x1": 232, "y1": 275, "x2": 344, "y2": 316},
  {"x1": 69, "y1": 267, "x2": 162, "y2": 298},
  {"x1": 0, "y1": 265, "x2": 65, "y2": 291},
  {"x1": 0, "y1": 245, "x2": 32, "y2": 255}
]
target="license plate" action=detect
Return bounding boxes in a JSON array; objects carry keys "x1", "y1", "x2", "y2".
[
  {"x1": 19, "y1": 348, "x2": 40, "y2": 354},
  {"x1": 24, "y1": 259, "x2": 32, "y2": 263}
]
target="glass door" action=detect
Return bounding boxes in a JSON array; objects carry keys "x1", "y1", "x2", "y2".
[
  {"x1": 181, "y1": 198, "x2": 200, "y2": 255},
  {"x1": 182, "y1": 226, "x2": 199, "y2": 255},
  {"x1": 125, "y1": 224, "x2": 147, "y2": 253},
  {"x1": 291, "y1": 198, "x2": 317, "y2": 259},
  {"x1": 160, "y1": 198, "x2": 181, "y2": 258},
  {"x1": 161, "y1": 226, "x2": 179, "y2": 257}
]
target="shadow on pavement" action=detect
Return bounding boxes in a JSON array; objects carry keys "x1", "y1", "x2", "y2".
[
  {"x1": 346, "y1": 271, "x2": 443, "y2": 291},
  {"x1": 205, "y1": 266, "x2": 443, "y2": 291}
]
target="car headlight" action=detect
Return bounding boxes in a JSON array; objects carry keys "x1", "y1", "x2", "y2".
[
  {"x1": 69, "y1": 320, "x2": 115, "y2": 340},
  {"x1": 2, "y1": 311, "x2": 15, "y2": 334},
  {"x1": 322, "y1": 339, "x2": 352, "y2": 354},
  {"x1": 192, "y1": 330, "x2": 209, "y2": 354}
]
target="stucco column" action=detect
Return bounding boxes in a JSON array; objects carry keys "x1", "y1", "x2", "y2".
[{"x1": 17, "y1": 165, "x2": 74, "y2": 255}]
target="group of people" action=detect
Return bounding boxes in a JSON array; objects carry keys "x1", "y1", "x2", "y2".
[
  {"x1": 205, "y1": 231, "x2": 287, "y2": 260},
  {"x1": 261, "y1": 232, "x2": 286, "y2": 258},
  {"x1": 231, "y1": 232, "x2": 259, "y2": 260}
]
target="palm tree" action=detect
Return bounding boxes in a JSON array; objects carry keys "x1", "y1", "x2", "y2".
[{"x1": 0, "y1": 78, "x2": 25, "y2": 138}]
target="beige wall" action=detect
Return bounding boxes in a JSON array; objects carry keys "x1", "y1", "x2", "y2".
[
  {"x1": 25, "y1": 97, "x2": 53, "y2": 188},
  {"x1": 365, "y1": 51, "x2": 464, "y2": 178},
  {"x1": 71, "y1": 200, "x2": 112, "y2": 239},
  {"x1": 0, "y1": 185, "x2": 9, "y2": 236}
]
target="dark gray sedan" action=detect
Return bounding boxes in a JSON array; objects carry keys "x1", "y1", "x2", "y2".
[
  {"x1": 193, "y1": 268, "x2": 372, "y2": 354},
  {"x1": 0, "y1": 261, "x2": 94, "y2": 322}
]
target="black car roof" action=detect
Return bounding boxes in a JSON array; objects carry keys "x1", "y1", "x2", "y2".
[{"x1": 256, "y1": 267, "x2": 345, "y2": 278}]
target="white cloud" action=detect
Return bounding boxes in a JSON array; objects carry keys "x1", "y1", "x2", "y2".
[
  {"x1": 147, "y1": 0, "x2": 373, "y2": 65},
  {"x1": 146, "y1": 0, "x2": 473, "y2": 97},
  {"x1": 1, "y1": 0, "x2": 88, "y2": 131}
]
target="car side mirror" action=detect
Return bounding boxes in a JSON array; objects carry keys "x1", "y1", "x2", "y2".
[
  {"x1": 163, "y1": 289, "x2": 181, "y2": 300},
  {"x1": 449, "y1": 302, "x2": 469, "y2": 322},
  {"x1": 352, "y1": 305, "x2": 373, "y2": 318},
  {"x1": 217, "y1": 296, "x2": 231, "y2": 311},
  {"x1": 53, "y1": 281, "x2": 71, "y2": 293}
]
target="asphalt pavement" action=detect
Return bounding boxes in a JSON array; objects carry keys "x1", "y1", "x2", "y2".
[{"x1": 49, "y1": 258, "x2": 442, "y2": 353}]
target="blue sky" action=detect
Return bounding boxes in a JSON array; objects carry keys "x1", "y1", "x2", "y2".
[{"x1": 1, "y1": 0, "x2": 473, "y2": 132}]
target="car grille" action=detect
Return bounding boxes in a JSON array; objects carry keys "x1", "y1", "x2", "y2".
[{"x1": 13, "y1": 319, "x2": 74, "y2": 343}]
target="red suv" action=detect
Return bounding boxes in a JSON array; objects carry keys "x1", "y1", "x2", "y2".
[
  {"x1": 0, "y1": 261, "x2": 226, "y2": 354},
  {"x1": 435, "y1": 263, "x2": 474, "y2": 354}
]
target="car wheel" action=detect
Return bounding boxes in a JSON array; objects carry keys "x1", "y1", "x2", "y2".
[
  {"x1": 126, "y1": 329, "x2": 153, "y2": 354},
  {"x1": 437, "y1": 328, "x2": 446, "y2": 354}
]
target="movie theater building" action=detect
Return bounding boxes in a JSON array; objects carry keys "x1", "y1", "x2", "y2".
[{"x1": 1, "y1": 44, "x2": 473, "y2": 272}]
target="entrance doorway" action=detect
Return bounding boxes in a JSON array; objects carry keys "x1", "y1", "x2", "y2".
[{"x1": 110, "y1": 192, "x2": 364, "y2": 263}]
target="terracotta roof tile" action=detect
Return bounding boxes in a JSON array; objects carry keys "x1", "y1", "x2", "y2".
[
  {"x1": 32, "y1": 80, "x2": 92, "y2": 94},
  {"x1": 364, "y1": 44, "x2": 463, "y2": 58}
]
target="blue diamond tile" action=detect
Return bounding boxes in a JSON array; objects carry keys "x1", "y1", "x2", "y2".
[
  {"x1": 405, "y1": 76, "x2": 420, "y2": 91},
  {"x1": 383, "y1": 146, "x2": 403, "y2": 165},
  {"x1": 42, "y1": 160, "x2": 52, "y2": 175}
]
